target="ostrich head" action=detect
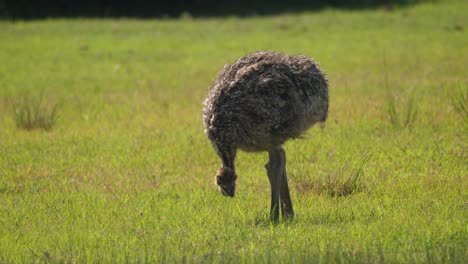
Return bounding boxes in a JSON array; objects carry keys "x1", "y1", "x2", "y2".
[{"x1": 215, "y1": 167, "x2": 237, "y2": 197}]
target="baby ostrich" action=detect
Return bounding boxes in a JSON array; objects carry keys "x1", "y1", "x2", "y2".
[{"x1": 202, "y1": 51, "x2": 329, "y2": 222}]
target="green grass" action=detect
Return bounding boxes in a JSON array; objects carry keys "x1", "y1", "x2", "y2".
[
  {"x1": 452, "y1": 83, "x2": 468, "y2": 123},
  {"x1": 0, "y1": 1, "x2": 467, "y2": 262}
]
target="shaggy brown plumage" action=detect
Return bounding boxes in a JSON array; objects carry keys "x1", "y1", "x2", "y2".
[{"x1": 203, "y1": 51, "x2": 329, "y2": 221}]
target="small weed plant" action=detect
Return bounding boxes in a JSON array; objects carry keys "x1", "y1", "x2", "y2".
[
  {"x1": 13, "y1": 94, "x2": 59, "y2": 131},
  {"x1": 451, "y1": 83, "x2": 467, "y2": 122},
  {"x1": 386, "y1": 95, "x2": 418, "y2": 129},
  {"x1": 290, "y1": 154, "x2": 372, "y2": 197}
]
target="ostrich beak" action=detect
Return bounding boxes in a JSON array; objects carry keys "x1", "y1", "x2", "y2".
[
  {"x1": 219, "y1": 184, "x2": 235, "y2": 197},
  {"x1": 215, "y1": 167, "x2": 236, "y2": 197}
]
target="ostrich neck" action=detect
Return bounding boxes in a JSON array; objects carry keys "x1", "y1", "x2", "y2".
[{"x1": 219, "y1": 147, "x2": 236, "y2": 171}]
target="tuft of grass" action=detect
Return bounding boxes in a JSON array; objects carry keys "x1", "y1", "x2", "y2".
[
  {"x1": 12, "y1": 93, "x2": 59, "y2": 131},
  {"x1": 386, "y1": 95, "x2": 418, "y2": 129},
  {"x1": 451, "y1": 83, "x2": 468, "y2": 122},
  {"x1": 291, "y1": 154, "x2": 372, "y2": 197}
]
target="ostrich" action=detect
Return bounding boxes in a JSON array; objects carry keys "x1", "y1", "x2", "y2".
[{"x1": 202, "y1": 51, "x2": 329, "y2": 222}]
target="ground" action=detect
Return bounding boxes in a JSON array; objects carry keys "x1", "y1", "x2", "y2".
[{"x1": 0, "y1": 0, "x2": 467, "y2": 262}]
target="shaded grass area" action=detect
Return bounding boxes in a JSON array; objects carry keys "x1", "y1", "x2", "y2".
[
  {"x1": 2, "y1": 0, "x2": 437, "y2": 19},
  {"x1": 0, "y1": 0, "x2": 467, "y2": 262}
]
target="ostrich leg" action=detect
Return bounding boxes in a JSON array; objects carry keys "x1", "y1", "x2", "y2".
[
  {"x1": 278, "y1": 148, "x2": 294, "y2": 220},
  {"x1": 265, "y1": 146, "x2": 285, "y2": 222}
]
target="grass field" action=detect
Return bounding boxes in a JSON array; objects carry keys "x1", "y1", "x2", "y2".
[{"x1": 0, "y1": 1, "x2": 467, "y2": 263}]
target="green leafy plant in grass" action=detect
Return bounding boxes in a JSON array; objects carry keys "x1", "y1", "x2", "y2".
[
  {"x1": 451, "y1": 84, "x2": 468, "y2": 123},
  {"x1": 386, "y1": 95, "x2": 418, "y2": 129},
  {"x1": 12, "y1": 93, "x2": 59, "y2": 131},
  {"x1": 290, "y1": 154, "x2": 372, "y2": 197}
]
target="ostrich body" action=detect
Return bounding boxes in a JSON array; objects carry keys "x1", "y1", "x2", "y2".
[{"x1": 203, "y1": 51, "x2": 329, "y2": 221}]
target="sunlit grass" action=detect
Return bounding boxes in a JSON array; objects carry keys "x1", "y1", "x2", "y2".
[{"x1": 0, "y1": 0, "x2": 467, "y2": 262}]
